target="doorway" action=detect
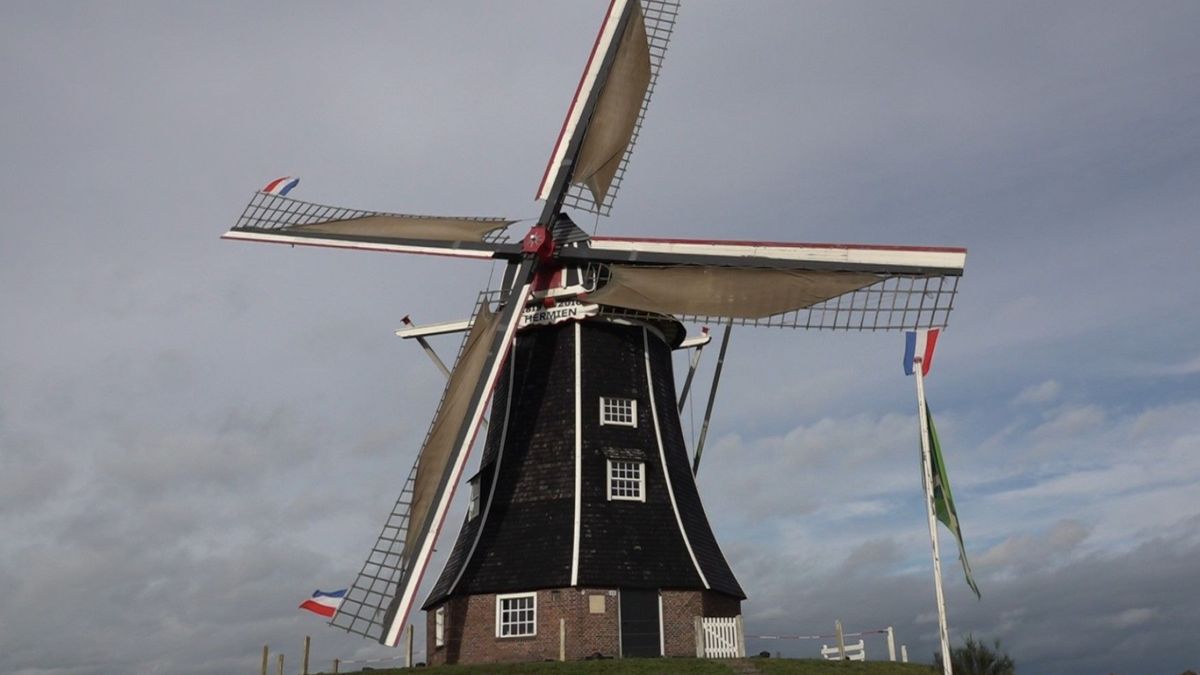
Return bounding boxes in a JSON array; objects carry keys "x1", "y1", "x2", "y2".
[{"x1": 619, "y1": 589, "x2": 661, "y2": 657}]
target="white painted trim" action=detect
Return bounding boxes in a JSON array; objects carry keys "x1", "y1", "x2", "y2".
[
  {"x1": 590, "y1": 238, "x2": 967, "y2": 270},
  {"x1": 616, "y1": 589, "x2": 624, "y2": 657},
  {"x1": 606, "y1": 459, "x2": 646, "y2": 502},
  {"x1": 383, "y1": 282, "x2": 534, "y2": 647},
  {"x1": 449, "y1": 354, "x2": 516, "y2": 595},
  {"x1": 536, "y1": 0, "x2": 631, "y2": 201},
  {"x1": 679, "y1": 333, "x2": 713, "y2": 350},
  {"x1": 599, "y1": 396, "x2": 637, "y2": 427},
  {"x1": 395, "y1": 318, "x2": 473, "y2": 339},
  {"x1": 434, "y1": 606, "x2": 446, "y2": 648},
  {"x1": 642, "y1": 328, "x2": 709, "y2": 589},
  {"x1": 466, "y1": 476, "x2": 480, "y2": 520},
  {"x1": 658, "y1": 592, "x2": 665, "y2": 657},
  {"x1": 571, "y1": 322, "x2": 583, "y2": 586},
  {"x1": 495, "y1": 592, "x2": 538, "y2": 638},
  {"x1": 222, "y1": 230, "x2": 496, "y2": 259}
]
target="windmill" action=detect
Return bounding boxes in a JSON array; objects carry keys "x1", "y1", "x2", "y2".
[{"x1": 224, "y1": 0, "x2": 965, "y2": 664}]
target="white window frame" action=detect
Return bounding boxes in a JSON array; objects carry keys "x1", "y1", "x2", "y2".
[
  {"x1": 495, "y1": 592, "x2": 537, "y2": 638},
  {"x1": 434, "y1": 606, "x2": 445, "y2": 648},
  {"x1": 600, "y1": 396, "x2": 637, "y2": 427},
  {"x1": 606, "y1": 459, "x2": 646, "y2": 502}
]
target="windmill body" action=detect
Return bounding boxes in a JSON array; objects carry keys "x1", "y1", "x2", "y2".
[
  {"x1": 224, "y1": 0, "x2": 966, "y2": 664},
  {"x1": 422, "y1": 317, "x2": 743, "y2": 662}
]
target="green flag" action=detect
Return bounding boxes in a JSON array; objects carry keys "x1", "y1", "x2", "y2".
[{"x1": 925, "y1": 405, "x2": 981, "y2": 599}]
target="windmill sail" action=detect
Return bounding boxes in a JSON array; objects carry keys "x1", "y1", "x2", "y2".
[
  {"x1": 223, "y1": 192, "x2": 516, "y2": 260},
  {"x1": 367, "y1": 262, "x2": 536, "y2": 647},
  {"x1": 403, "y1": 302, "x2": 500, "y2": 561},
  {"x1": 537, "y1": 0, "x2": 680, "y2": 216},
  {"x1": 571, "y1": 0, "x2": 651, "y2": 206},
  {"x1": 587, "y1": 266, "x2": 881, "y2": 319},
  {"x1": 566, "y1": 238, "x2": 966, "y2": 330}
]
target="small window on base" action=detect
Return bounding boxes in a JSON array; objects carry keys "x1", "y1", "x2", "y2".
[{"x1": 496, "y1": 592, "x2": 537, "y2": 638}]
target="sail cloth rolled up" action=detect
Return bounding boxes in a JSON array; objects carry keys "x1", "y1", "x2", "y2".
[
  {"x1": 283, "y1": 214, "x2": 513, "y2": 243},
  {"x1": 586, "y1": 265, "x2": 881, "y2": 320},
  {"x1": 404, "y1": 302, "x2": 502, "y2": 561}
]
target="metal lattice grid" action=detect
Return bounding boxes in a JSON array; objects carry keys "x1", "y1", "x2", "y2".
[
  {"x1": 329, "y1": 458, "x2": 418, "y2": 641},
  {"x1": 234, "y1": 192, "x2": 513, "y2": 243},
  {"x1": 561, "y1": 0, "x2": 681, "y2": 217},
  {"x1": 330, "y1": 291, "x2": 501, "y2": 640},
  {"x1": 595, "y1": 274, "x2": 961, "y2": 331}
]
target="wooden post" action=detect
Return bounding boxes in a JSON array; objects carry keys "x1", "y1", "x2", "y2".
[
  {"x1": 901, "y1": 644, "x2": 909, "y2": 662},
  {"x1": 559, "y1": 617, "x2": 566, "y2": 661},
  {"x1": 276, "y1": 653, "x2": 284, "y2": 675},
  {"x1": 260, "y1": 645, "x2": 269, "y2": 675},
  {"x1": 887, "y1": 626, "x2": 896, "y2": 661},
  {"x1": 734, "y1": 615, "x2": 746, "y2": 658},
  {"x1": 835, "y1": 620, "x2": 846, "y2": 660},
  {"x1": 332, "y1": 658, "x2": 340, "y2": 674},
  {"x1": 694, "y1": 617, "x2": 704, "y2": 657},
  {"x1": 405, "y1": 624, "x2": 414, "y2": 668},
  {"x1": 302, "y1": 635, "x2": 311, "y2": 675}
]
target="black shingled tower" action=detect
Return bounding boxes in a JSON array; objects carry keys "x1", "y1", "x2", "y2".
[{"x1": 422, "y1": 315, "x2": 744, "y2": 661}]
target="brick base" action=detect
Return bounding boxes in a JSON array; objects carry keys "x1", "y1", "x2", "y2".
[{"x1": 426, "y1": 588, "x2": 741, "y2": 665}]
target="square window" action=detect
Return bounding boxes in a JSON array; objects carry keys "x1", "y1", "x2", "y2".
[
  {"x1": 496, "y1": 592, "x2": 537, "y2": 638},
  {"x1": 607, "y1": 459, "x2": 645, "y2": 502},
  {"x1": 600, "y1": 397, "x2": 637, "y2": 427}
]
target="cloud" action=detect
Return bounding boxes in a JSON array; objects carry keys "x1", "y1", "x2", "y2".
[
  {"x1": 976, "y1": 519, "x2": 1091, "y2": 576},
  {"x1": 1030, "y1": 405, "x2": 1106, "y2": 440},
  {"x1": 1147, "y1": 353, "x2": 1200, "y2": 376},
  {"x1": 1012, "y1": 379, "x2": 1062, "y2": 405}
]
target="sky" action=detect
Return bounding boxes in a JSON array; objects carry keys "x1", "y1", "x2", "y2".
[{"x1": 2, "y1": 1, "x2": 1198, "y2": 673}]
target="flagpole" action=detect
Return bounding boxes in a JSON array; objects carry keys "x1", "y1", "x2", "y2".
[{"x1": 915, "y1": 358, "x2": 953, "y2": 675}]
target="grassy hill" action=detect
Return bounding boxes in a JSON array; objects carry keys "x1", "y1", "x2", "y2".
[{"x1": 336, "y1": 658, "x2": 931, "y2": 675}]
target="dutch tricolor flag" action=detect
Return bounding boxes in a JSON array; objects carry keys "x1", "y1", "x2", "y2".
[
  {"x1": 299, "y1": 589, "x2": 346, "y2": 618},
  {"x1": 903, "y1": 329, "x2": 940, "y2": 377},
  {"x1": 262, "y1": 176, "x2": 300, "y2": 196}
]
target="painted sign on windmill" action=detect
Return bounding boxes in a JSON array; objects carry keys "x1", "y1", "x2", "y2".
[{"x1": 520, "y1": 300, "x2": 600, "y2": 328}]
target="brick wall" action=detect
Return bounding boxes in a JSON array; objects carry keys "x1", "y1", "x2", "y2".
[
  {"x1": 426, "y1": 588, "x2": 741, "y2": 665},
  {"x1": 660, "y1": 590, "x2": 741, "y2": 656},
  {"x1": 427, "y1": 587, "x2": 620, "y2": 665}
]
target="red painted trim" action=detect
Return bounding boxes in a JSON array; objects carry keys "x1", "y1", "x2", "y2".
[
  {"x1": 536, "y1": 0, "x2": 621, "y2": 199},
  {"x1": 591, "y1": 235, "x2": 967, "y2": 254}
]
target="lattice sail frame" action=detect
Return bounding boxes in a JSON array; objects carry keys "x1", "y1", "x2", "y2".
[
  {"x1": 329, "y1": 291, "x2": 504, "y2": 640},
  {"x1": 235, "y1": 192, "x2": 514, "y2": 244},
  {"x1": 582, "y1": 265, "x2": 960, "y2": 331},
  {"x1": 560, "y1": 0, "x2": 681, "y2": 217}
]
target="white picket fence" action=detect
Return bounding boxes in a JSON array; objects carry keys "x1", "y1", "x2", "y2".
[
  {"x1": 821, "y1": 638, "x2": 866, "y2": 661},
  {"x1": 694, "y1": 616, "x2": 746, "y2": 658}
]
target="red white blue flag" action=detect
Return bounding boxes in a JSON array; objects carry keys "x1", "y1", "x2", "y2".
[
  {"x1": 299, "y1": 589, "x2": 345, "y2": 618},
  {"x1": 903, "y1": 329, "x2": 939, "y2": 377},
  {"x1": 262, "y1": 176, "x2": 300, "y2": 196}
]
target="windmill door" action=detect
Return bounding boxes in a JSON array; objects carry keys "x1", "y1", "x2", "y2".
[{"x1": 619, "y1": 589, "x2": 661, "y2": 657}]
